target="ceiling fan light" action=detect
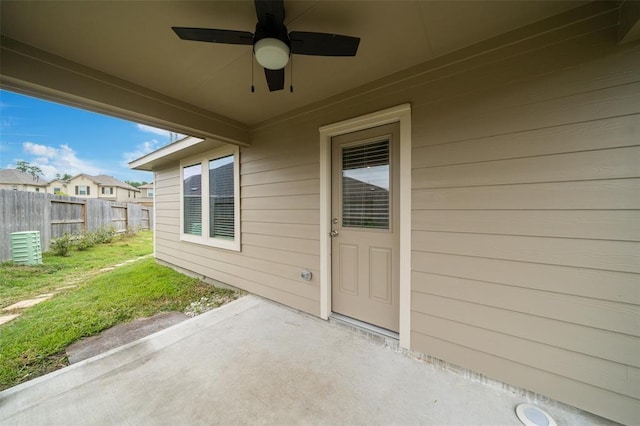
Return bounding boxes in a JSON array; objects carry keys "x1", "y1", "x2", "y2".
[{"x1": 254, "y1": 37, "x2": 290, "y2": 70}]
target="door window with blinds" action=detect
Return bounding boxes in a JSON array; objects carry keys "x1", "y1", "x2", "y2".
[
  {"x1": 342, "y1": 139, "x2": 390, "y2": 229},
  {"x1": 180, "y1": 146, "x2": 240, "y2": 251}
]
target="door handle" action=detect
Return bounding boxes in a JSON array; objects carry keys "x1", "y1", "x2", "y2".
[{"x1": 330, "y1": 229, "x2": 339, "y2": 237}]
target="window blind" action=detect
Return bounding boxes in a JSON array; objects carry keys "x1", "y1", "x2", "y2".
[
  {"x1": 183, "y1": 164, "x2": 202, "y2": 235},
  {"x1": 342, "y1": 140, "x2": 390, "y2": 229},
  {"x1": 209, "y1": 155, "x2": 234, "y2": 239}
]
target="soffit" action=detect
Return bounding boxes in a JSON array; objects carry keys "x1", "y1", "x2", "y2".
[{"x1": 0, "y1": 1, "x2": 586, "y2": 127}]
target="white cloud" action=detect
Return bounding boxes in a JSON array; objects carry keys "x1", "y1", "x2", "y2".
[
  {"x1": 23, "y1": 142, "x2": 58, "y2": 157},
  {"x1": 38, "y1": 164, "x2": 60, "y2": 179},
  {"x1": 19, "y1": 142, "x2": 102, "y2": 180},
  {"x1": 1, "y1": 116, "x2": 18, "y2": 132},
  {"x1": 122, "y1": 139, "x2": 163, "y2": 166},
  {"x1": 135, "y1": 123, "x2": 185, "y2": 140},
  {"x1": 136, "y1": 124, "x2": 171, "y2": 137}
]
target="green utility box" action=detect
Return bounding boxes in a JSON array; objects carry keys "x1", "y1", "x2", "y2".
[{"x1": 11, "y1": 231, "x2": 43, "y2": 265}]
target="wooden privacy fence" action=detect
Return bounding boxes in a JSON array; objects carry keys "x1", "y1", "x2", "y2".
[{"x1": 0, "y1": 189, "x2": 153, "y2": 261}]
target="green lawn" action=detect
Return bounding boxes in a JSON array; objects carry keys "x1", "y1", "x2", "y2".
[
  {"x1": 0, "y1": 231, "x2": 239, "y2": 390},
  {"x1": 0, "y1": 230, "x2": 154, "y2": 309}
]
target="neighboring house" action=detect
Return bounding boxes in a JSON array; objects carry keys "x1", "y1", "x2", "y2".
[
  {"x1": 5, "y1": 2, "x2": 639, "y2": 424},
  {"x1": 0, "y1": 169, "x2": 48, "y2": 192},
  {"x1": 50, "y1": 174, "x2": 140, "y2": 202},
  {"x1": 91, "y1": 174, "x2": 140, "y2": 202},
  {"x1": 47, "y1": 179, "x2": 70, "y2": 195},
  {"x1": 134, "y1": 182, "x2": 154, "y2": 207}
]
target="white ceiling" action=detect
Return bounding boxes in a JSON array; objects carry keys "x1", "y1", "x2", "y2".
[{"x1": 0, "y1": 1, "x2": 586, "y2": 126}]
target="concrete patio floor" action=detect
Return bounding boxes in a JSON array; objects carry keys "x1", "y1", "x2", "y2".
[{"x1": 0, "y1": 295, "x2": 612, "y2": 425}]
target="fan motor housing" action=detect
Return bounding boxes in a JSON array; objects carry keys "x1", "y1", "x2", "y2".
[{"x1": 254, "y1": 22, "x2": 290, "y2": 46}]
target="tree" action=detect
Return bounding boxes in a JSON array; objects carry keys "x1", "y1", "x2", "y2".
[
  {"x1": 30, "y1": 165, "x2": 43, "y2": 178},
  {"x1": 16, "y1": 160, "x2": 43, "y2": 179},
  {"x1": 124, "y1": 180, "x2": 149, "y2": 188},
  {"x1": 55, "y1": 173, "x2": 72, "y2": 181},
  {"x1": 15, "y1": 160, "x2": 30, "y2": 173}
]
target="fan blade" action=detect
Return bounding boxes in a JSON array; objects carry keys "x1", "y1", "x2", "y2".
[
  {"x1": 255, "y1": 0, "x2": 285, "y2": 27},
  {"x1": 172, "y1": 27, "x2": 253, "y2": 45},
  {"x1": 289, "y1": 31, "x2": 360, "y2": 56},
  {"x1": 264, "y1": 68, "x2": 285, "y2": 92}
]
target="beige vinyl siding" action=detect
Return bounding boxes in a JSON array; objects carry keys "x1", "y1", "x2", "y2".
[
  {"x1": 405, "y1": 15, "x2": 639, "y2": 426},
  {"x1": 153, "y1": 167, "x2": 180, "y2": 235},
  {"x1": 0, "y1": 183, "x2": 45, "y2": 192},
  {"x1": 413, "y1": 210, "x2": 640, "y2": 241},
  {"x1": 153, "y1": 128, "x2": 322, "y2": 316},
  {"x1": 151, "y1": 3, "x2": 638, "y2": 423}
]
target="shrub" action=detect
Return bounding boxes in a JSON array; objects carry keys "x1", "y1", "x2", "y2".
[
  {"x1": 94, "y1": 226, "x2": 116, "y2": 244},
  {"x1": 123, "y1": 227, "x2": 138, "y2": 238},
  {"x1": 75, "y1": 232, "x2": 96, "y2": 251},
  {"x1": 50, "y1": 233, "x2": 72, "y2": 256}
]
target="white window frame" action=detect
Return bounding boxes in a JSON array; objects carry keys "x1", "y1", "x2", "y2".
[{"x1": 179, "y1": 145, "x2": 241, "y2": 251}]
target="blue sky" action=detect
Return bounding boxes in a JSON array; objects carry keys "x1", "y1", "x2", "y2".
[{"x1": 0, "y1": 90, "x2": 180, "y2": 183}]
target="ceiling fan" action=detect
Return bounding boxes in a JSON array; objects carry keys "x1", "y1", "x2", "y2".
[{"x1": 172, "y1": 0, "x2": 360, "y2": 92}]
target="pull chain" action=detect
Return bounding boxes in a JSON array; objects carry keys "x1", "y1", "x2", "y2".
[
  {"x1": 290, "y1": 56, "x2": 294, "y2": 93},
  {"x1": 251, "y1": 53, "x2": 255, "y2": 93}
]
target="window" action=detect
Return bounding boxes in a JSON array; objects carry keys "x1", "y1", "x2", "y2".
[
  {"x1": 180, "y1": 146, "x2": 240, "y2": 250},
  {"x1": 147, "y1": 189, "x2": 154, "y2": 197},
  {"x1": 183, "y1": 163, "x2": 202, "y2": 236},
  {"x1": 209, "y1": 155, "x2": 234, "y2": 239},
  {"x1": 342, "y1": 140, "x2": 390, "y2": 229},
  {"x1": 54, "y1": 187, "x2": 61, "y2": 194},
  {"x1": 102, "y1": 187, "x2": 114, "y2": 195},
  {"x1": 35, "y1": 188, "x2": 40, "y2": 192},
  {"x1": 75, "y1": 185, "x2": 89, "y2": 195}
]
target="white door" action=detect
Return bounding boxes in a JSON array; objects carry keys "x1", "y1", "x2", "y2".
[{"x1": 331, "y1": 122, "x2": 400, "y2": 332}]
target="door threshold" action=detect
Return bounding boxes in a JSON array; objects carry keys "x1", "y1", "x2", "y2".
[{"x1": 329, "y1": 313, "x2": 399, "y2": 348}]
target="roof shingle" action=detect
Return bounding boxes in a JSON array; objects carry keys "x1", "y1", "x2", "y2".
[{"x1": 0, "y1": 169, "x2": 49, "y2": 186}]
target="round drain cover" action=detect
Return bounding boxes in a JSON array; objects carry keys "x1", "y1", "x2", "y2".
[{"x1": 515, "y1": 404, "x2": 557, "y2": 426}]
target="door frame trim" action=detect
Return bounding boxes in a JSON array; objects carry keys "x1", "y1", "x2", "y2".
[{"x1": 319, "y1": 104, "x2": 412, "y2": 350}]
